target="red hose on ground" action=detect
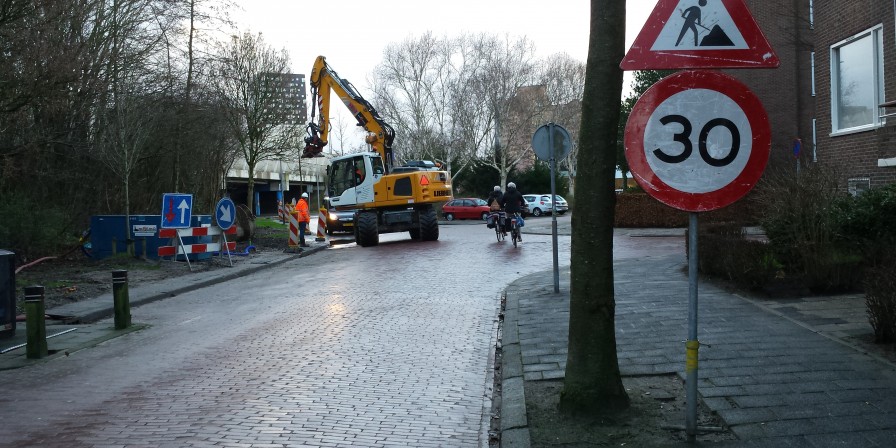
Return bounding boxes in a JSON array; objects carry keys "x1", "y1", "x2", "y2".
[{"x1": 14, "y1": 256, "x2": 57, "y2": 274}]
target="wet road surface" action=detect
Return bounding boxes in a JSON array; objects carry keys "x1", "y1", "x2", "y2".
[{"x1": 0, "y1": 218, "x2": 576, "y2": 447}]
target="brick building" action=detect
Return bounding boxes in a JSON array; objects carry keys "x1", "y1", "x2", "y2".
[
  {"x1": 812, "y1": 0, "x2": 896, "y2": 192},
  {"x1": 727, "y1": 0, "x2": 816, "y2": 176},
  {"x1": 735, "y1": 0, "x2": 895, "y2": 191}
]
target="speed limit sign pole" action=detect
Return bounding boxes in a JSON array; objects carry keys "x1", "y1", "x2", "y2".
[{"x1": 624, "y1": 70, "x2": 771, "y2": 440}]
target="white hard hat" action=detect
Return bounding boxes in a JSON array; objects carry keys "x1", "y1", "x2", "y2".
[
  {"x1": 507, "y1": 182, "x2": 516, "y2": 189},
  {"x1": 494, "y1": 186, "x2": 501, "y2": 192},
  {"x1": 301, "y1": 192, "x2": 309, "y2": 198}
]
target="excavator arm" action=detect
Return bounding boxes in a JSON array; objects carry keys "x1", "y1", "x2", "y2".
[{"x1": 303, "y1": 56, "x2": 396, "y2": 173}]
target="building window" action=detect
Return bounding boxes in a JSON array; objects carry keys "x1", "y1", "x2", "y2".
[
  {"x1": 830, "y1": 25, "x2": 885, "y2": 134},
  {"x1": 848, "y1": 177, "x2": 871, "y2": 196},
  {"x1": 811, "y1": 51, "x2": 816, "y2": 96},
  {"x1": 809, "y1": 0, "x2": 814, "y2": 29}
]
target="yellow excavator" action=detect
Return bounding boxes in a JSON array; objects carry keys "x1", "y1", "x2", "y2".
[{"x1": 302, "y1": 56, "x2": 453, "y2": 247}]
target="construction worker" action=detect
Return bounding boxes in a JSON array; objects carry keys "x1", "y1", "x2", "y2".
[{"x1": 295, "y1": 192, "x2": 311, "y2": 247}]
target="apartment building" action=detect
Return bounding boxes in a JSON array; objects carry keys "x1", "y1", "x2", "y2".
[
  {"x1": 812, "y1": 0, "x2": 896, "y2": 192},
  {"x1": 734, "y1": 0, "x2": 894, "y2": 191}
]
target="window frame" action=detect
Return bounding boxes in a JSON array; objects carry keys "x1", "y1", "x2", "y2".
[
  {"x1": 847, "y1": 177, "x2": 871, "y2": 197},
  {"x1": 829, "y1": 25, "x2": 885, "y2": 135}
]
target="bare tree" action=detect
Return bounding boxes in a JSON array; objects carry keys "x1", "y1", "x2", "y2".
[
  {"x1": 213, "y1": 32, "x2": 297, "y2": 213},
  {"x1": 535, "y1": 53, "x2": 586, "y2": 192},
  {"x1": 95, "y1": 84, "x2": 159, "y2": 254},
  {"x1": 468, "y1": 33, "x2": 539, "y2": 188},
  {"x1": 158, "y1": 0, "x2": 235, "y2": 194},
  {"x1": 329, "y1": 113, "x2": 357, "y2": 156},
  {"x1": 372, "y1": 32, "x2": 460, "y2": 165},
  {"x1": 560, "y1": 0, "x2": 629, "y2": 415},
  {"x1": 370, "y1": 33, "x2": 544, "y2": 185}
]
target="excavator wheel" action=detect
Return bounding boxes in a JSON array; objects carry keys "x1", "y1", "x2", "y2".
[
  {"x1": 355, "y1": 211, "x2": 379, "y2": 247},
  {"x1": 418, "y1": 207, "x2": 439, "y2": 241}
]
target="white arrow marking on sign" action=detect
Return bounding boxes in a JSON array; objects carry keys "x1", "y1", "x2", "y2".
[
  {"x1": 177, "y1": 199, "x2": 190, "y2": 223},
  {"x1": 219, "y1": 204, "x2": 232, "y2": 223}
]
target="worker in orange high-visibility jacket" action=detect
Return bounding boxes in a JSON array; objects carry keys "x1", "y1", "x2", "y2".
[{"x1": 294, "y1": 192, "x2": 311, "y2": 247}]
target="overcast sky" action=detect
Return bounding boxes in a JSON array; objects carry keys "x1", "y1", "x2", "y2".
[{"x1": 232, "y1": 1, "x2": 656, "y2": 96}]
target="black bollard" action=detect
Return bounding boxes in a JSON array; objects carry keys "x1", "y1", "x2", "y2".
[
  {"x1": 24, "y1": 286, "x2": 48, "y2": 359},
  {"x1": 112, "y1": 270, "x2": 131, "y2": 329}
]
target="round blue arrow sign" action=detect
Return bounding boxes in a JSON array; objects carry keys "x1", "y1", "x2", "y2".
[{"x1": 215, "y1": 197, "x2": 236, "y2": 230}]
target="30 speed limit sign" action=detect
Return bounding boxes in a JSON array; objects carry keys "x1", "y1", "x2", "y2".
[{"x1": 624, "y1": 70, "x2": 770, "y2": 212}]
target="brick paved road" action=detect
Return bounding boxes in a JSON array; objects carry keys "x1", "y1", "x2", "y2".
[{"x1": 0, "y1": 219, "x2": 571, "y2": 447}]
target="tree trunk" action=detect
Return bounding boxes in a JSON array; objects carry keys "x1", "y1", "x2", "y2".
[
  {"x1": 560, "y1": 0, "x2": 629, "y2": 415},
  {"x1": 246, "y1": 160, "x2": 256, "y2": 215}
]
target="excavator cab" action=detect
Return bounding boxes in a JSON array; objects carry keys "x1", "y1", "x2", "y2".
[{"x1": 326, "y1": 153, "x2": 382, "y2": 208}]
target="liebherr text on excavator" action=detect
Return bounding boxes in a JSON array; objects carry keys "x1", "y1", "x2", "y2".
[{"x1": 302, "y1": 56, "x2": 453, "y2": 247}]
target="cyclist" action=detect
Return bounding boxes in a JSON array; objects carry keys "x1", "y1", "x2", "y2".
[
  {"x1": 487, "y1": 186, "x2": 503, "y2": 209},
  {"x1": 486, "y1": 186, "x2": 504, "y2": 231},
  {"x1": 500, "y1": 182, "x2": 525, "y2": 242}
]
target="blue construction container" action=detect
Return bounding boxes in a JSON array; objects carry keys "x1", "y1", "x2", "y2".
[{"x1": 90, "y1": 215, "x2": 212, "y2": 260}]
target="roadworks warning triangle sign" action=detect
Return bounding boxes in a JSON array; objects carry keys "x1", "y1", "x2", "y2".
[{"x1": 621, "y1": 0, "x2": 779, "y2": 70}]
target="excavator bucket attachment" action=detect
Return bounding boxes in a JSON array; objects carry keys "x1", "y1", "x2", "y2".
[
  {"x1": 302, "y1": 138, "x2": 325, "y2": 158},
  {"x1": 302, "y1": 123, "x2": 326, "y2": 158}
]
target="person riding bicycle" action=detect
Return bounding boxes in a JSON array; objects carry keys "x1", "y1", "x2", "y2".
[
  {"x1": 500, "y1": 182, "x2": 525, "y2": 241},
  {"x1": 486, "y1": 186, "x2": 503, "y2": 230},
  {"x1": 487, "y1": 186, "x2": 503, "y2": 210}
]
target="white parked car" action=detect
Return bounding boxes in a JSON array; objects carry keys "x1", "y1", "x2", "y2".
[
  {"x1": 523, "y1": 194, "x2": 569, "y2": 216},
  {"x1": 553, "y1": 195, "x2": 569, "y2": 214}
]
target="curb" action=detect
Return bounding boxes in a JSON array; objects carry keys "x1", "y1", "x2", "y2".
[
  {"x1": 73, "y1": 245, "x2": 326, "y2": 324},
  {"x1": 500, "y1": 283, "x2": 531, "y2": 448}
]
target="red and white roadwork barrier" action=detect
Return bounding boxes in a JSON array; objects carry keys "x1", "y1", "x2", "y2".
[
  {"x1": 158, "y1": 226, "x2": 236, "y2": 257},
  {"x1": 316, "y1": 208, "x2": 327, "y2": 242},
  {"x1": 278, "y1": 201, "x2": 293, "y2": 222},
  {"x1": 287, "y1": 211, "x2": 300, "y2": 247}
]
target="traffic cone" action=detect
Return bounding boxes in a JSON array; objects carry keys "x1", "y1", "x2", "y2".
[{"x1": 316, "y1": 208, "x2": 327, "y2": 242}]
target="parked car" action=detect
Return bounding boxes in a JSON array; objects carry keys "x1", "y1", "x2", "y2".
[
  {"x1": 441, "y1": 198, "x2": 490, "y2": 221},
  {"x1": 523, "y1": 194, "x2": 569, "y2": 216},
  {"x1": 553, "y1": 195, "x2": 569, "y2": 215}
]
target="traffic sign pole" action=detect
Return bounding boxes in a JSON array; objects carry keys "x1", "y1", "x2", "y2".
[
  {"x1": 548, "y1": 124, "x2": 560, "y2": 293},
  {"x1": 532, "y1": 123, "x2": 572, "y2": 294},
  {"x1": 622, "y1": 70, "x2": 771, "y2": 442},
  {"x1": 686, "y1": 212, "x2": 699, "y2": 440}
]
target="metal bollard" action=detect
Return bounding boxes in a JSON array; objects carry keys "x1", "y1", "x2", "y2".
[
  {"x1": 112, "y1": 270, "x2": 131, "y2": 329},
  {"x1": 24, "y1": 285, "x2": 48, "y2": 359}
]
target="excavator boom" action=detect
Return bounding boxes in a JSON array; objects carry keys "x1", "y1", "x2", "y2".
[{"x1": 303, "y1": 56, "x2": 395, "y2": 173}]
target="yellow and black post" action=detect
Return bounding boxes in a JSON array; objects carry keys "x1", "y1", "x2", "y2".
[
  {"x1": 24, "y1": 285, "x2": 47, "y2": 359},
  {"x1": 112, "y1": 270, "x2": 131, "y2": 329}
]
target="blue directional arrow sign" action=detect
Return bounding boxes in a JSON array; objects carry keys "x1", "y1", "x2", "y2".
[
  {"x1": 215, "y1": 197, "x2": 236, "y2": 230},
  {"x1": 161, "y1": 193, "x2": 193, "y2": 229}
]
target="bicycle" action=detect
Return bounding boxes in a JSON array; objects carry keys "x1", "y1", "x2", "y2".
[
  {"x1": 509, "y1": 212, "x2": 523, "y2": 247},
  {"x1": 488, "y1": 211, "x2": 506, "y2": 242}
]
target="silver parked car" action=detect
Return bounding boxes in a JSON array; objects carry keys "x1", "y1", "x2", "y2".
[{"x1": 523, "y1": 194, "x2": 569, "y2": 216}]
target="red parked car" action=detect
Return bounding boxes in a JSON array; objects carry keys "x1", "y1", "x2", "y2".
[{"x1": 441, "y1": 198, "x2": 490, "y2": 221}]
